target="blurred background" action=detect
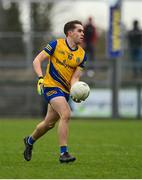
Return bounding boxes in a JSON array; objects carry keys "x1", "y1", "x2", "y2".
[{"x1": 0, "y1": 0, "x2": 142, "y2": 119}]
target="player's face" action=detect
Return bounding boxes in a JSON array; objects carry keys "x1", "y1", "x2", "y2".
[{"x1": 70, "y1": 24, "x2": 84, "y2": 44}]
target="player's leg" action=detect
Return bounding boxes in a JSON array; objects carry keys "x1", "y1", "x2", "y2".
[
  {"x1": 23, "y1": 104, "x2": 59, "y2": 161},
  {"x1": 31, "y1": 104, "x2": 59, "y2": 140},
  {"x1": 50, "y1": 96, "x2": 76, "y2": 163},
  {"x1": 50, "y1": 96, "x2": 70, "y2": 146}
]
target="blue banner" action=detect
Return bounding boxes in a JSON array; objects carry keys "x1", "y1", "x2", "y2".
[{"x1": 107, "y1": 0, "x2": 122, "y2": 58}]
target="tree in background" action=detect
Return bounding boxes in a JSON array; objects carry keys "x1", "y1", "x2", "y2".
[
  {"x1": 0, "y1": 1, "x2": 54, "y2": 56},
  {"x1": 4, "y1": 3, "x2": 22, "y2": 31},
  {"x1": 0, "y1": 1, "x2": 6, "y2": 31},
  {"x1": 0, "y1": 2, "x2": 23, "y2": 55},
  {"x1": 31, "y1": 2, "x2": 54, "y2": 53}
]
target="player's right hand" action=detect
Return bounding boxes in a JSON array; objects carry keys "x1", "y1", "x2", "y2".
[
  {"x1": 71, "y1": 96, "x2": 82, "y2": 103},
  {"x1": 37, "y1": 76, "x2": 44, "y2": 95}
]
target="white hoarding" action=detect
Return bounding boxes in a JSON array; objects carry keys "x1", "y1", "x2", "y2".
[
  {"x1": 118, "y1": 89, "x2": 137, "y2": 117},
  {"x1": 71, "y1": 89, "x2": 140, "y2": 118},
  {"x1": 71, "y1": 89, "x2": 112, "y2": 117}
]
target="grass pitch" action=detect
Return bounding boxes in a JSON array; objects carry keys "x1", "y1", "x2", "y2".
[{"x1": 0, "y1": 118, "x2": 142, "y2": 179}]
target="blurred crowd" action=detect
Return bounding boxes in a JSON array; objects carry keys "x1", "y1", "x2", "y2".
[
  {"x1": 127, "y1": 20, "x2": 142, "y2": 77},
  {"x1": 83, "y1": 17, "x2": 98, "y2": 63}
]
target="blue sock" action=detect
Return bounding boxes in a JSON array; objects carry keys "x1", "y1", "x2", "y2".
[
  {"x1": 28, "y1": 136, "x2": 35, "y2": 145},
  {"x1": 60, "y1": 146, "x2": 68, "y2": 154}
]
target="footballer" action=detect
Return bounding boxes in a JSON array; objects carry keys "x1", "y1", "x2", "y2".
[{"x1": 23, "y1": 20, "x2": 87, "y2": 163}]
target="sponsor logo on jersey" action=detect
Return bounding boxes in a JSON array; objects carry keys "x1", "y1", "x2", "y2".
[
  {"x1": 58, "y1": 50, "x2": 65, "y2": 55},
  {"x1": 55, "y1": 58, "x2": 74, "y2": 69}
]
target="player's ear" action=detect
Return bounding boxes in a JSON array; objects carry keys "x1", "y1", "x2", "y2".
[{"x1": 68, "y1": 30, "x2": 73, "y2": 36}]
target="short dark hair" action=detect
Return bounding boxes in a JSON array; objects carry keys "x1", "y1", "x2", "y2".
[{"x1": 64, "y1": 20, "x2": 82, "y2": 36}]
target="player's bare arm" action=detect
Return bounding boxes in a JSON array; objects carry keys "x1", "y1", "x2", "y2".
[
  {"x1": 33, "y1": 50, "x2": 50, "y2": 95},
  {"x1": 70, "y1": 67, "x2": 83, "y2": 86},
  {"x1": 33, "y1": 50, "x2": 49, "y2": 77}
]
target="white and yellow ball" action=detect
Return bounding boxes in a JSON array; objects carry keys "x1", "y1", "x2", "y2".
[{"x1": 70, "y1": 81, "x2": 90, "y2": 102}]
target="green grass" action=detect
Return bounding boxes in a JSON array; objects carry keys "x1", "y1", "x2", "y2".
[{"x1": 0, "y1": 118, "x2": 142, "y2": 178}]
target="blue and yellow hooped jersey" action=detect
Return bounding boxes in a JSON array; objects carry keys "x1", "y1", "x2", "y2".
[{"x1": 43, "y1": 38, "x2": 87, "y2": 93}]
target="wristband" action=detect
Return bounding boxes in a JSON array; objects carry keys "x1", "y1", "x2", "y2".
[{"x1": 38, "y1": 76, "x2": 43, "y2": 79}]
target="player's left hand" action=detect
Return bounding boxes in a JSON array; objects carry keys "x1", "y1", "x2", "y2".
[
  {"x1": 37, "y1": 76, "x2": 44, "y2": 95},
  {"x1": 71, "y1": 96, "x2": 82, "y2": 103}
]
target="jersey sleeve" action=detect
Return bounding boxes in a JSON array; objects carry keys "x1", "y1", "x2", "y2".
[
  {"x1": 79, "y1": 53, "x2": 87, "y2": 68},
  {"x1": 44, "y1": 40, "x2": 57, "y2": 56}
]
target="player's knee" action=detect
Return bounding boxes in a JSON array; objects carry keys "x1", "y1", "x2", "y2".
[{"x1": 61, "y1": 111, "x2": 71, "y2": 122}]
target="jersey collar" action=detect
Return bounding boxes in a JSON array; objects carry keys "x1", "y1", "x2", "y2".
[{"x1": 65, "y1": 39, "x2": 78, "y2": 51}]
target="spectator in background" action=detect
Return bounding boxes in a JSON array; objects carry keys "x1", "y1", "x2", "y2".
[
  {"x1": 127, "y1": 20, "x2": 142, "y2": 77},
  {"x1": 83, "y1": 17, "x2": 98, "y2": 64}
]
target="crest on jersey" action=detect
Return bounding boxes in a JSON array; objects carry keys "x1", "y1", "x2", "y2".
[
  {"x1": 68, "y1": 54, "x2": 73, "y2": 60},
  {"x1": 76, "y1": 57, "x2": 81, "y2": 63}
]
